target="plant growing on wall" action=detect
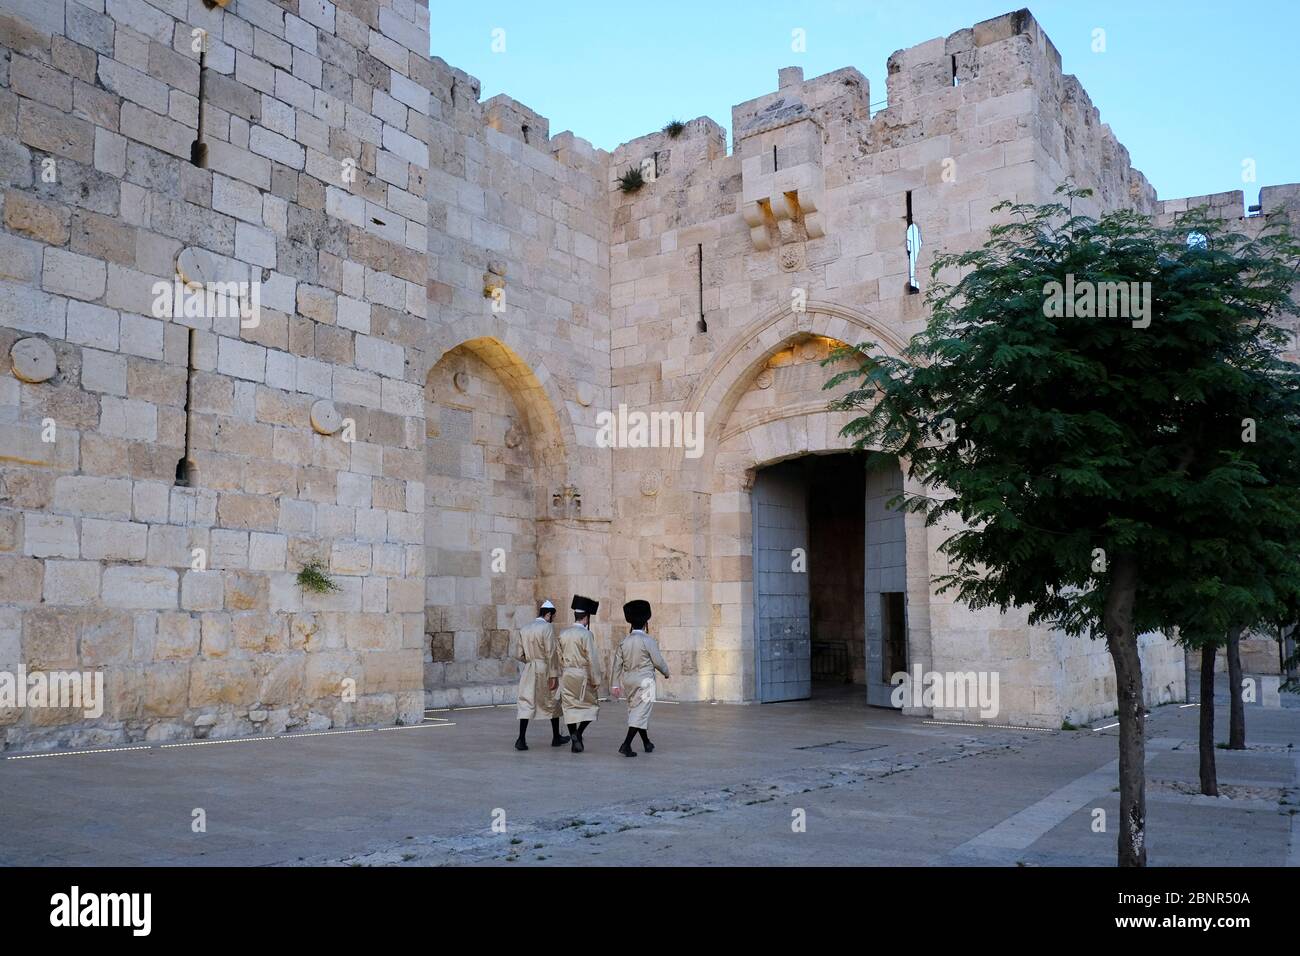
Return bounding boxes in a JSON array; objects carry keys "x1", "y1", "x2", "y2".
[
  {"x1": 297, "y1": 560, "x2": 341, "y2": 594},
  {"x1": 827, "y1": 185, "x2": 1300, "y2": 867},
  {"x1": 616, "y1": 166, "x2": 645, "y2": 193},
  {"x1": 663, "y1": 119, "x2": 686, "y2": 138}
]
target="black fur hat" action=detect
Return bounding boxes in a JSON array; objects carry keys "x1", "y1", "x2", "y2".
[{"x1": 623, "y1": 599, "x2": 651, "y2": 624}]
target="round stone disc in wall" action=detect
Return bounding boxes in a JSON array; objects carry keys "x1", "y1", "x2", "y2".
[
  {"x1": 453, "y1": 370, "x2": 470, "y2": 393},
  {"x1": 310, "y1": 399, "x2": 343, "y2": 435},
  {"x1": 10, "y1": 338, "x2": 57, "y2": 383},
  {"x1": 576, "y1": 381, "x2": 596, "y2": 407}
]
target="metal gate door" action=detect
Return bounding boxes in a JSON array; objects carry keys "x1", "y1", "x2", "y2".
[
  {"x1": 752, "y1": 463, "x2": 811, "y2": 702},
  {"x1": 865, "y1": 462, "x2": 907, "y2": 707}
]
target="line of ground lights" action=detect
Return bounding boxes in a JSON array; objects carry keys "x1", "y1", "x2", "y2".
[{"x1": 3, "y1": 717, "x2": 455, "y2": 761}]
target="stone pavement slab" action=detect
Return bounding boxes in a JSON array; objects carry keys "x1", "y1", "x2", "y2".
[{"x1": 0, "y1": 690, "x2": 1295, "y2": 867}]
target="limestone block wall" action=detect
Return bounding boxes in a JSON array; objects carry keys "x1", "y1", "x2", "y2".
[
  {"x1": 602, "y1": 10, "x2": 1092, "y2": 710},
  {"x1": 0, "y1": 0, "x2": 432, "y2": 750},
  {"x1": 1055, "y1": 632, "x2": 1185, "y2": 725},
  {"x1": 5, "y1": 2, "x2": 1285, "y2": 743},
  {"x1": 423, "y1": 58, "x2": 614, "y2": 703},
  {"x1": 424, "y1": 343, "x2": 539, "y2": 692}
]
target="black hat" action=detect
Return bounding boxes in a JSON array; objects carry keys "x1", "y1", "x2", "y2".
[
  {"x1": 623, "y1": 599, "x2": 651, "y2": 624},
  {"x1": 571, "y1": 595, "x2": 599, "y2": 615}
]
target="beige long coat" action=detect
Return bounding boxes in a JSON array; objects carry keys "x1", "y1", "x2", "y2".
[
  {"x1": 612, "y1": 630, "x2": 670, "y2": 729},
  {"x1": 513, "y1": 617, "x2": 561, "y2": 719},
  {"x1": 558, "y1": 623, "x2": 601, "y2": 723}
]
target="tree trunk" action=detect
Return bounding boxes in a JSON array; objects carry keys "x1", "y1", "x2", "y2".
[
  {"x1": 1103, "y1": 554, "x2": 1145, "y2": 867},
  {"x1": 1284, "y1": 625, "x2": 1297, "y2": 684},
  {"x1": 1226, "y1": 625, "x2": 1245, "y2": 749},
  {"x1": 1199, "y1": 642, "x2": 1218, "y2": 797}
]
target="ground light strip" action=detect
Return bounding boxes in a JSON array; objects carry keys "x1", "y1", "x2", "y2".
[
  {"x1": 922, "y1": 719, "x2": 1056, "y2": 733},
  {"x1": 425, "y1": 704, "x2": 501, "y2": 712},
  {"x1": 5, "y1": 721, "x2": 456, "y2": 760},
  {"x1": 4, "y1": 745, "x2": 153, "y2": 760},
  {"x1": 426, "y1": 698, "x2": 682, "y2": 714},
  {"x1": 1092, "y1": 712, "x2": 1160, "y2": 731}
]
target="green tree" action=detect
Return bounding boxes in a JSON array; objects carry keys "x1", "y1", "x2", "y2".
[
  {"x1": 828, "y1": 186, "x2": 1300, "y2": 866},
  {"x1": 1162, "y1": 322, "x2": 1300, "y2": 786}
]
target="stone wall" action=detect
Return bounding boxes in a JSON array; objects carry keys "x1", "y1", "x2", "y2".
[
  {"x1": 1, "y1": 0, "x2": 431, "y2": 749},
  {"x1": 597, "y1": 9, "x2": 1186, "y2": 722},
  {"x1": 5, "y1": 3, "x2": 1295, "y2": 747},
  {"x1": 423, "y1": 54, "x2": 613, "y2": 703}
]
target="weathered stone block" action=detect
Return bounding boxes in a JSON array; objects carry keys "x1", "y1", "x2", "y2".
[
  {"x1": 189, "y1": 659, "x2": 257, "y2": 707},
  {"x1": 102, "y1": 566, "x2": 178, "y2": 609}
]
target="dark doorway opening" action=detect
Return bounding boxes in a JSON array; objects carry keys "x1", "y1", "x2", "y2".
[
  {"x1": 808, "y1": 453, "x2": 866, "y2": 691},
  {"x1": 751, "y1": 452, "x2": 866, "y2": 702}
]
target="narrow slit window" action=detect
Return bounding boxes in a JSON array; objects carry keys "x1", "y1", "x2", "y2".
[
  {"x1": 175, "y1": 328, "x2": 196, "y2": 486},
  {"x1": 905, "y1": 191, "x2": 921, "y2": 293},
  {"x1": 190, "y1": 36, "x2": 208, "y2": 167},
  {"x1": 697, "y1": 243, "x2": 707, "y2": 333}
]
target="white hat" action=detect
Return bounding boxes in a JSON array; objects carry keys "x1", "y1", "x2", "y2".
[{"x1": 539, "y1": 600, "x2": 556, "y2": 611}]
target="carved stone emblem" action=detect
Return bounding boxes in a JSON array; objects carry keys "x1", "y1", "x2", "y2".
[{"x1": 779, "y1": 243, "x2": 804, "y2": 272}]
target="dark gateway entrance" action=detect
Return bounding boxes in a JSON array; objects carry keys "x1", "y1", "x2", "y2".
[{"x1": 751, "y1": 452, "x2": 907, "y2": 705}]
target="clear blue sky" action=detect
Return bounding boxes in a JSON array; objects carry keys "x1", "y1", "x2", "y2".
[{"x1": 430, "y1": 0, "x2": 1298, "y2": 203}]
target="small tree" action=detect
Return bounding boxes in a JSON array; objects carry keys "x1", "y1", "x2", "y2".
[
  {"x1": 1225, "y1": 627, "x2": 1247, "y2": 749},
  {"x1": 1163, "y1": 314, "x2": 1300, "y2": 783},
  {"x1": 828, "y1": 186, "x2": 1300, "y2": 866}
]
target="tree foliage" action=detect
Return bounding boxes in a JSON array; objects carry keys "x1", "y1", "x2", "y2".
[
  {"x1": 827, "y1": 184, "x2": 1300, "y2": 865},
  {"x1": 828, "y1": 186, "x2": 1300, "y2": 642}
]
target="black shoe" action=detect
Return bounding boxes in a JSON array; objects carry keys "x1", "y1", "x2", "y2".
[
  {"x1": 514, "y1": 739, "x2": 528, "y2": 751},
  {"x1": 642, "y1": 740, "x2": 655, "y2": 753},
  {"x1": 618, "y1": 744, "x2": 637, "y2": 758},
  {"x1": 571, "y1": 736, "x2": 584, "y2": 753},
  {"x1": 551, "y1": 734, "x2": 571, "y2": 746}
]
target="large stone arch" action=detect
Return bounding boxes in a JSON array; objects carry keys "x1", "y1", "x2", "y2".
[
  {"x1": 669, "y1": 301, "x2": 909, "y2": 492},
  {"x1": 427, "y1": 314, "x2": 579, "y2": 476},
  {"x1": 668, "y1": 302, "x2": 931, "y2": 703},
  {"x1": 423, "y1": 330, "x2": 578, "y2": 706},
  {"x1": 702, "y1": 411, "x2": 936, "y2": 703}
]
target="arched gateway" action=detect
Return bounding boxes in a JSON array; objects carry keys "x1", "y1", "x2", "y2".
[{"x1": 657, "y1": 302, "x2": 933, "y2": 706}]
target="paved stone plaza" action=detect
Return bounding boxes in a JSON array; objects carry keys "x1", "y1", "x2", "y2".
[{"x1": 0, "y1": 679, "x2": 1294, "y2": 867}]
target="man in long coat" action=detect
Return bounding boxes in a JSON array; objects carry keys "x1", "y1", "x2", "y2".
[
  {"x1": 512, "y1": 600, "x2": 569, "y2": 750},
  {"x1": 558, "y1": 595, "x2": 601, "y2": 753},
  {"x1": 611, "y1": 599, "x2": 671, "y2": 756}
]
